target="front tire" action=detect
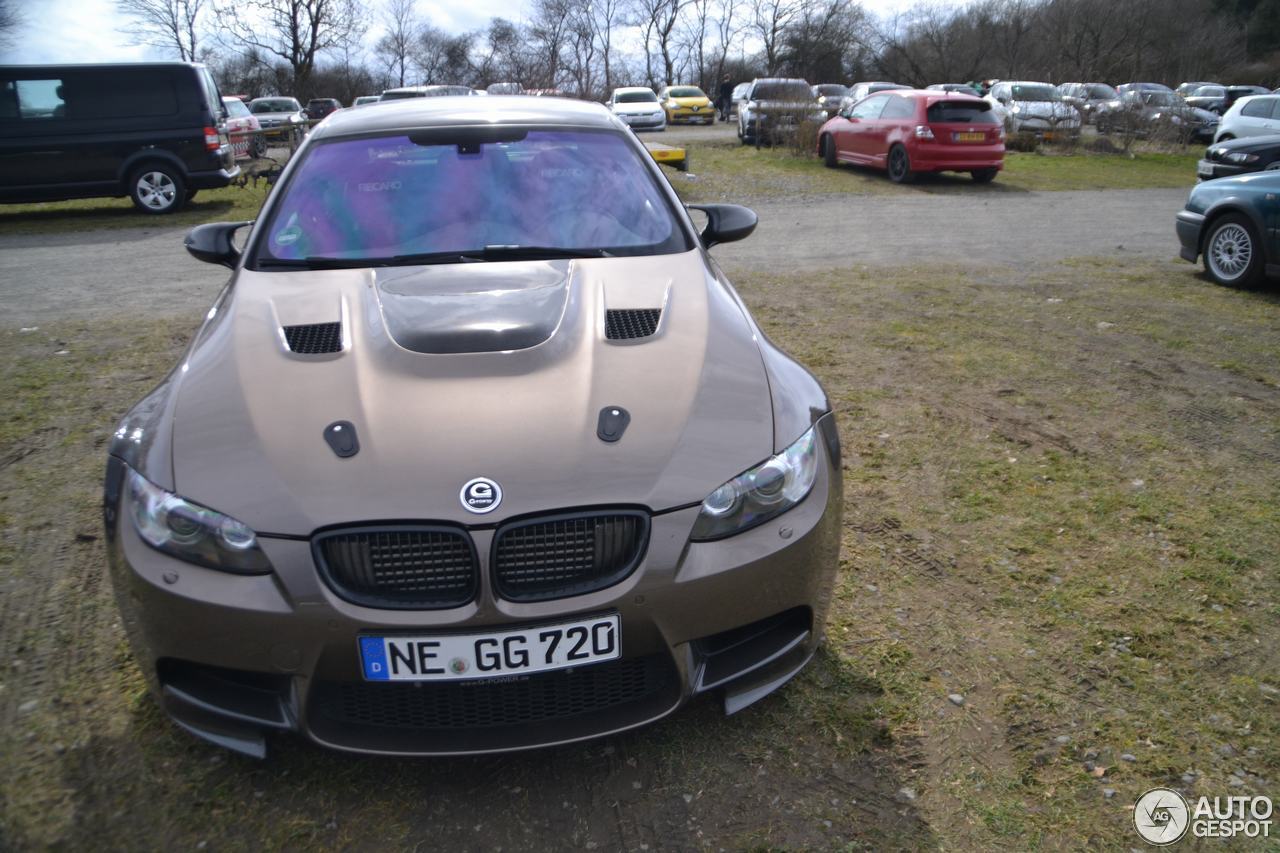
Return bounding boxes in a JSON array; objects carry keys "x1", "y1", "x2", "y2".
[
  {"x1": 1203, "y1": 213, "x2": 1263, "y2": 287},
  {"x1": 821, "y1": 135, "x2": 838, "y2": 168},
  {"x1": 129, "y1": 164, "x2": 186, "y2": 214},
  {"x1": 887, "y1": 145, "x2": 915, "y2": 184},
  {"x1": 971, "y1": 167, "x2": 998, "y2": 183}
]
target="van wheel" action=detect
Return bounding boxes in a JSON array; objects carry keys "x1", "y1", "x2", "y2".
[
  {"x1": 887, "y1": 145, "x2": 915, "y2": 184},
  {"x1": 130, "y1": 165, "x2": 186, "y2": 214},
  {"x1": 821, "y1": 135, "x2": 838, "y2": 168}
]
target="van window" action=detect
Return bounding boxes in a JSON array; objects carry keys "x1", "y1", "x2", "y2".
[
  {"x1": 13, "y1": 79, "x2": 66, "y2": 119},
  {"x1": 198, "y1": 68, "x2": 226, "y2": 118},
  {"x1": 68, "y1": 73, "x2": 179, "y2": 119}
]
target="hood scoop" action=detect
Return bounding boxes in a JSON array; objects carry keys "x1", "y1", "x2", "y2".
[
  {"x1": 606, "y1": 308, "x2": 662, "y2": 340},
  {"x1": 376, "y1": 263, "x2": 570, "y2": 354},
  {"x1": 283, "y1": 322, "x2": 343, "y2": 354}
]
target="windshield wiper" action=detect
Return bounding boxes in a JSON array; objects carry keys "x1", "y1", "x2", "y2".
[
  {"x1": 391, "y1": 245, "x2": 613, "y2": 265},
  {"x1": 255, "y1": 257, "x2": 375, "y2": 270},
  {"x1": 257, "y1": 246, "x2": 614, "y2": 271}
]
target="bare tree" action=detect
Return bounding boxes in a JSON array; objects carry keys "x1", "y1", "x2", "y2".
[
  {"x1": 748, "y1": 0, "x2": 800, "y2": 74},
  {"x1": 529, "y1": 0, "x2": 573, "y2": 89},
  {"x1": 0, "y1": 0, "x2": 23, "y2": 48},
  {"x1": 116, "y1": 0, "x2": 205, "y2": 61},
  {"x1": 215, "y1": 0, "x2": 368, "y2": 96},
  {"x1": 632, "y1": 0, "x2": 685, "y2": 86},
  {"x1": 412, "y1": 24, "x2": 474, "y2": 84},
  {"x1": 376, "y1": 0, "x2": 417, "y2": 86},
  {"x1": 709, "y1": 0, "x2": 742, "y2": 86},
  {"x1": 589, "y1": 0, "x2": 626, "y2": 94}
]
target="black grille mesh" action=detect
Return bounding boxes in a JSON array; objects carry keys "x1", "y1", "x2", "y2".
[
  {"x1": 313, "y1": 655, "x2": 669, "y2": 729},
  {"x1": 493, "y1": 512, "x2": 648, "y2": 601},
  {"x1": 605, "y1": 309, "x2": 661, "y2": 340},
  {"x1": 283, "y1": 322, "x2": 342, "y2": 354},
  {"x1": 315, "y1": 527, "x2": 477, "y2": 608}
]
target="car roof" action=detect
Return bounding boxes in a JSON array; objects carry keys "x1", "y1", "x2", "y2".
[
  {"x1": 312, "y1": 96, "x2": 618, "y2": 140},
  {"x1": 613, "y1": 86, "x2": 655, "y2": 93}
]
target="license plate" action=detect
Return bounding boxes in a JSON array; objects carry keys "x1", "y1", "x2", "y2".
[
  {"x1": 955, "y1": 131, "x2": 985, "y2": 142},
  {"x1": 359, "y1": 614, "x2": 620, "y2": 682},
  {"x1": 1197, "y1": 161, "x2": 1215, "y2": 177}
]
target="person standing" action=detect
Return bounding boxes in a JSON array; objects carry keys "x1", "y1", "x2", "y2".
[{"x1": 718, "y1": 75, "x2": 734, "y2": 122}]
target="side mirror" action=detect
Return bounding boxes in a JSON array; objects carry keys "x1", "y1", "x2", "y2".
[
  {"x1": 185, "y1": 221, "x2": 252, "y2": 269},
  {"x1": 686, "y1": 203, "x2": 757, "y2": 248}
]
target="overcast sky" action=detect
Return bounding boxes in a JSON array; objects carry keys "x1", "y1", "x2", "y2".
[{"x1": 1, "y1": 0, "x2": 935, "y2": 66}]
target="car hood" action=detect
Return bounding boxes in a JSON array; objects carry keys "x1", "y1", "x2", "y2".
[
  {"x1": 613, "y1": 102, "x2": 662, "y2": 115},
  {"x1": 1211, "y1": 133, "x2": 1280, "y2": 153},
  {"x1": 667, "y1": 96, "x2": 710, "y2": 106},
  {"x1": 169, "y1": 250, "x2": 776, "y2": 535}
]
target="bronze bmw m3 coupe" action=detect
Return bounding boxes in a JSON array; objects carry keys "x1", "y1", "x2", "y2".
[{"x1": 103, "y1": 96, "x2": 843, "y2": 757}]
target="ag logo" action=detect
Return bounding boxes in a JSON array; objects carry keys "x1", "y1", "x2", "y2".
[
  {"x1": 1134, "y1": 788, "x2": 1190, "y2": 846},
  {"x1": 460, "y1": 477, "x2": 502, "y2": 514}
]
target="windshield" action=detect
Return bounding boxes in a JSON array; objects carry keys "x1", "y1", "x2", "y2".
[
  {"x1": 1010, "y1": 85, "x2": 1060, "y2": 102},
  {"x1": 1090, "y1": 84, "x2": 1118, "y2": 99},
  {"x1": 224, "y1": 98, "x2": 250, "y2": 118},
  {"x1": 668, "y1": 87, "x2": 705, "y2": 98},
  {"x1": 815, "y1": 85, "x2": 848, "y2": 96},
  {"x1": 251, "y1": 99, "x2": 298, "y2": 113},
  {"x1": 254, "y1": 129, "x2": 690, "y2": 268},
  {"x1": 753, "y1": 82, "x2": 813, "y2": 101},
  {"x1": 617, "y1": 90, "x2": 658, "y2": 103}
]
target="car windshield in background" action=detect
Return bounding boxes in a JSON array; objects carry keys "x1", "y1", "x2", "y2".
[
  {"x1": 255, "y1": 129, "x2": 689, "y2": 267},
  {"x1": 1142, "y1": 92, "x2": 1178, "y2": 107},
  {"x1": 1011, "y1": 85, "x2": 1060, "y2": 102},
  {"x1": 927, "y1": 102, "x2": 997, "y2": 123},
  {"x1": 754, "y1": 83, "x2": 814, "y2": 101},
  {"x1": 816, "y1": 85, "x2": 848, "y2": 96},
  {"x1": 1090, "y1": 84, "x2": 1118, "y2": 99},
  {"x1": 1193, "y1": 86, "x2": 1225, "y2": 97},
  {"x1": 252, "y1": 99, "x2": 298, "y2": 113},
  {"x1": 225, "y1": 99, "x2": 250, "y2": 118},
  {"x1": 668, "y1": 88, "x2": 704, "y2": 98},
  {"x1": 618, "y1": 91, "x2": 657, "y2": 103}
]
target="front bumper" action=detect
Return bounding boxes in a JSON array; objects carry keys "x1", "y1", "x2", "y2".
[
  {"x1": 104, "y1": 418, "x2": 843, "y2": 757},
  {"x1": 1196, "y1": 159, "x2": 1251, "y2": 181},
  {"x1": 666, "y1": 106, "x2": 714, "y2": 123},
  {"x1": 619, "y1": 113, "x2": 667, "y2": 130},
  {"x1": 1176, "y1": 210, "x2": 1204, "y2": 262}
]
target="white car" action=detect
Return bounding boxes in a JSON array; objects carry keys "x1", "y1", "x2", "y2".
[
  {"x1": 1215, "y1": 94, "x2": 1280, "y2": 143},
  {"x1": 606, "y1": 87, "x2": 666, "y2": 131},
  {"x1": 985, "y1": 81, "x2": 1080, "y2": 137}
]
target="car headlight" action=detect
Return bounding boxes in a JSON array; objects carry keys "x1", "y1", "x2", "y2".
[
  {"x1": 1224, "y1": 151, "x2": 1259, "y2": 164},
  {"x1": 690, "y1": 427, "x2": 818, "y2": 541},
  {"x1": 126, "y1": 468, "x2": 272, "y2": 574}
]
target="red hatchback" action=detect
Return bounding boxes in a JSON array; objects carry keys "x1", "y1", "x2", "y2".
[{"x1": 817, "y1": 90, "x2": 1005, "y2": 183}]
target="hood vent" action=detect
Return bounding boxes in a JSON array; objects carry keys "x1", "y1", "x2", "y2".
[
  {"x1": 283, "y1": 322, "x2": 342, "y2": 354},
  {"x1": 606, "y1": 309, "x2": 661, "y2": 340}
]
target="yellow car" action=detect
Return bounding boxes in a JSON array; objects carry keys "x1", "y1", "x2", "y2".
[{"x1": 659, "y1": 86, "x2": 715, "y2": 125}]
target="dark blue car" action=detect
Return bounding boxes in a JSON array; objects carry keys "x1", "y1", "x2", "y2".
[{"x1": 1176, "y1": 171, "x2": 1280, "y2": 287}]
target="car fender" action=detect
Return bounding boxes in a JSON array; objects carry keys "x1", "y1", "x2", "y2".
[{"x1": 117, "y1": 147, "x2": 189, "y2": 187}]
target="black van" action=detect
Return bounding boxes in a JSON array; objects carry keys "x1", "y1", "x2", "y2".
[{"x1": 0, "y1": 62, "x2": 239, "y2": 214}]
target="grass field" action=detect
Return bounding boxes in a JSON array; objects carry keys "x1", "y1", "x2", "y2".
[
  {"x1": 1, "y1": 254, "x2": 1275, "y2": 849},
  {"x1": 675, "y1": 140, "x2": 1201, "y2": 203}
]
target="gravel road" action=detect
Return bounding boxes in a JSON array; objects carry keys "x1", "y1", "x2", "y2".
[{"x1": 0, "y1": 186, "x2": 1188, "y2": 326}]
